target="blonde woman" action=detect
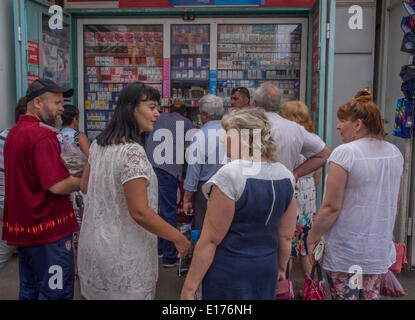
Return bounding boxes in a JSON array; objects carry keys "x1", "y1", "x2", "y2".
[
  {"x1": 180, "y1": 108, "x2": 297, "y2": 300},
  {"x1": 281, "y1": 101, "x2": 323, "y2": 280}
]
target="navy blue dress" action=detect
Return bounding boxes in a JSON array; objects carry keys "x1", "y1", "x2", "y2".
[{"x1": 201, "y1": 161, "x2": 294, "y2": 300}]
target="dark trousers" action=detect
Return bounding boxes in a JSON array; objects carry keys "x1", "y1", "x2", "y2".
[
  {"x1": 154, "y1": 168, "x2": 179, "y2": 264},
  {"x1": 192, "y1": 181, "x2": 208, "y2": 231},
  {"x1": 18, "y1": 234, "x2": 74, "y2": 300}
]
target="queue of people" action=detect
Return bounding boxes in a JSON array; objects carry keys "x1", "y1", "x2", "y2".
[{"x1": 0, "y1": 77, "x2": 404, "y2": 301}]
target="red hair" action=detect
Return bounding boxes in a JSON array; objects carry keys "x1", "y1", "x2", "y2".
[{"x1": 337, "y1": 90, "x2": 384, "y2": 137}]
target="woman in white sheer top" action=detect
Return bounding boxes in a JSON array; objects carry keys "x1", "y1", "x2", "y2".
[{"x1": 307, "y1": 89, "x2": 404, "y2": 300}]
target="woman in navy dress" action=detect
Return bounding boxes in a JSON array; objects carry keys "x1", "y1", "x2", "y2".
[{"x1": 180, "y1": 108, "x2": 297, "y2": 300}]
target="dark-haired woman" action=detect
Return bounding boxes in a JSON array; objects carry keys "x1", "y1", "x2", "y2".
[
  {"x1": 307, "y1": 90, "x2": 404, "y2": 300},
  {"x1": 78, "y1": 82, "x2": 192, "y2": 300},
  {"x1": 61, "y1": 104, "x2": 90, "y2": 158}
]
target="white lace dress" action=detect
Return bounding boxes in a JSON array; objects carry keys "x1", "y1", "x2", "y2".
[{"x1": 78, "y1": 141, "x2": 159, "y2": 300}]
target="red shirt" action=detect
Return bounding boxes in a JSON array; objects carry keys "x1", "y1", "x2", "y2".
[{"x1": 2, "y1": 115, "x2": 79, "y2": 246}]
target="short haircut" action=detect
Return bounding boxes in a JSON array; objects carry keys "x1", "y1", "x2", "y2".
[
  {"x1": 172, "y1": 100, "x2": 186, "y2": 117},
  {"x1": 199, "y1": 94, "x2": 224, "y2": 120},
  {"x1": 253, "y1": 83, "x2": 282, "y2": 113},
  {"x1": 231, "y1": 87, "x2": 250, "y2": 100},
  {"x1": 15, "y1": 97, "x2": 27, "y2": 123},
  {"x1": 61, "y1": 104, "x2": 79, "y2": 126},
  {"x1": 337, "y1": 89, "x2": 384, "y2": 137}
]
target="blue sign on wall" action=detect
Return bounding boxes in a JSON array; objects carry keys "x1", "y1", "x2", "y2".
[{"x1": 169, "y1": 0, "x2": 264, "y2": 6}]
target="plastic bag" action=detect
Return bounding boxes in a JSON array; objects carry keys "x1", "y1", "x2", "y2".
[
  {"x1": 61, "y1": 152, "x2": 88, "y2": 177},
  {"x1": 276, "y1": 279, "x2": 294, "y2": 300},
  {"x1": 380, "y1": 270, "x2": 407, "y2": 298},
  {"x1": 303, "y1": 261, "x2": 326, "y2": 300},
  {"x1": 390, "y1": 242, "x2": 408, "y2": 274}
]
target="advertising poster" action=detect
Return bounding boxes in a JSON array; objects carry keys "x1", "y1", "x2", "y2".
[
  {"x1": 28, "y1": 41, "x2": 39, "y2": 65},
  {"x1": 39, "y1": 13, "x2": 71, "y2": 88}
]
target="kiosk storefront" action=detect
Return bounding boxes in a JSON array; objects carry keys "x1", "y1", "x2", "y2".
[{"x1": 14, "y1": 0, "x2": 335, "y2": 145}]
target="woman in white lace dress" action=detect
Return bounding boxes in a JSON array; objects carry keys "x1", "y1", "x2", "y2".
[{"x1": 78, "y1": 82, "x2": 192, "y2": 300}]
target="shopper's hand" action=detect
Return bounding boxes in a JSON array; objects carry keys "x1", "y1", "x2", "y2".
[
  {"x1": 293, "y1": 170, "x2": 299, "y2": 182},
  {"x1": 307, "y1": 244, "x2": 316, "y2": 266},
  {"x1": 180, "y1": 287, "x2": 196, "y2": 300},
  {"x1": 307, "y1": 236, "x2": 321, "y2": 265},
  {"x1": 183, "y1": 200, "x2": 194, "y2": 215},
  {"x1": 175, "y1": 235, "x2": 192, "y2": 259}
]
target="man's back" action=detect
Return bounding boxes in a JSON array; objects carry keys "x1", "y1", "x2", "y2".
[
  {"x1": 266, "y1": 112, "x2": 325, "y2": 172},
  {"x1": 146, "y1": 112, "x2": 195, "y2": 179}
]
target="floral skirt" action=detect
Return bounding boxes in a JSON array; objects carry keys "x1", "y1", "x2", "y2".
[
  {"x1": 291, "y1": 177, "x2": 316, "y2": 257},
  {"x1": 326, "y1": 270, "x2": 382, "y2": 300}
]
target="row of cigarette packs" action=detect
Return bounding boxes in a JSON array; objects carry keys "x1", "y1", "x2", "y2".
[
  {"x1": 171, "y1": 69, "x2": 208, "y2": 81},
  {"x1": 86, "y1": 91, "x2": 119, "y2": 102},
  {"x1": 219, "y1": 33, "x2": 300, "y2": 43},
  {"x1": 86, "y1": 111, "x2": 109, "y2": 121},
  {"x1": 87, "y1": 121, "x2": 107, "y2": 130},
  {"x1": 171, "y1": 44, "x2": 210, "y2": 56},
  {"x1": 219, "y1": 51, "x2": 300, "y2": 62},
  {"x1": 84, "y1": 32, "x2": 163, "y2": 45},
  {"x1": 172, "y1": 57, "x2": 209, "y2": 69},
  {"x1": 217, "y1": 69, "x2": 300, "y2": 80},
  {"x1": 86, "y1": 56, "x2": 163, "y2": 67},
  {"x1": 85, "y1": 45, "x2": 163, "y2": 58},
  {"x1": 85, "y1": 83, "x2": 126, "y2": 93},
  {"x1": 218, "y1": 43, "x2": 301, "y2": 53},
  {"x1": 85, "y1": 100, "x2": 117, "y2": 111},
  {"x1": 218, "y1": 61, "x2": 300, "y2": 70},
  {"x1": 86, "y1": 66, "x2": 163, "y2": 82}
]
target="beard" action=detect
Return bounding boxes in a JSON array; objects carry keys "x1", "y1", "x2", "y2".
[{"x1": 39, "y1": 108, "x2": 62, "y2": 128}]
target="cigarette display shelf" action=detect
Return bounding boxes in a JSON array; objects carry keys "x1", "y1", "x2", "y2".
[
  {"x1": 217, "y1": 24, "x2": 302, "y2": 107},
  {"x1": 171, "y1": 24, "x2": 210, "y2": 124}
]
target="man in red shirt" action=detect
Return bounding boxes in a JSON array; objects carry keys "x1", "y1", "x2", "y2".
[{"x1": 2, "y1": 79, "x2": 81, "y2": 300}]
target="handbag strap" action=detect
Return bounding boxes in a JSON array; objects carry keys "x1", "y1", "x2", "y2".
[{"x1": 310, "y1": 261, "x2": 324, "y2": 283}]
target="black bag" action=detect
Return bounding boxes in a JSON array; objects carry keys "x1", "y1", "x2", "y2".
[
  {"x1": 401, "y1": 32, "x2": 415, "y2": 54},
  {"x1": 400, "y1": 64, "x2": 415, "y2": 82}
]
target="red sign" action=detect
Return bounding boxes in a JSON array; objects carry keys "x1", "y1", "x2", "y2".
[
  {"x1": 263, "y1": 0, "x2": 315, "y2": 7},
  {"x1": 119, "y1": 0, "x2": 315, "y2": 8},
  {"x1": 28, "y1": 41, "x2": 39, "y2": 65}
]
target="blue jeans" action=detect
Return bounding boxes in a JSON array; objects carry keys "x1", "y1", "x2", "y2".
[
  {"x1": 154, "y1": 168, "x2": 179, "y2": 264},
  {"x1": 0, "y1": 208, "x2": 15, "y2": 272},
  {"x1": 17, "y1": 234, "x2": 74, "y2": 300}
]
